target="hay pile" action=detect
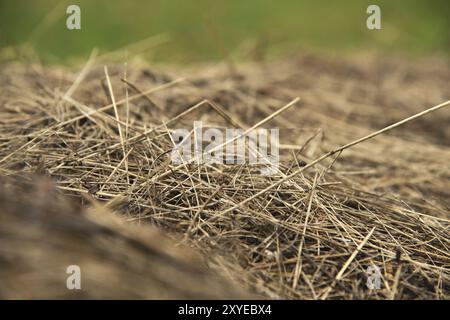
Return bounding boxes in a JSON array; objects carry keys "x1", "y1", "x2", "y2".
[
  {"x1": 0, "y1": 52, "x2": 449, "y2": 299},
  {"x1": 0, "y1": 175, "x2": 249, "y2": 299}
]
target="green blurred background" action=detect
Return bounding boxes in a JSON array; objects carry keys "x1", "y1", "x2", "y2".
[{"x1": 0, "y1": 0, "x2": 449, "y2": 63}]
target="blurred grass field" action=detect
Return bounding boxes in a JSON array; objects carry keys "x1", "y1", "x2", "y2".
[{"x1": 0, "y1": 0, "x2": 449, "y2": 63}]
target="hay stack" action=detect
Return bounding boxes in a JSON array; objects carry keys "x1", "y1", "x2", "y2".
[
  {"x1": 0, "y1": 52, "x2": 448, "y2": 299},
  {"x1": 0, "y1": 175, "x2": 249, "y2": 299}
]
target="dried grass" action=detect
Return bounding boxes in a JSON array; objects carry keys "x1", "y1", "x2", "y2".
[{"x1": 0, "y1": 52, "x2": 449, "y2": 299}]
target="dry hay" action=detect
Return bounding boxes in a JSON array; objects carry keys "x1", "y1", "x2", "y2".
[
  {"x1": 0, "y1": 52, "x2": 449, "y2": 299},
  {"x1": 0, "y1": 175, "x2": 249, "y2": 299}
]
